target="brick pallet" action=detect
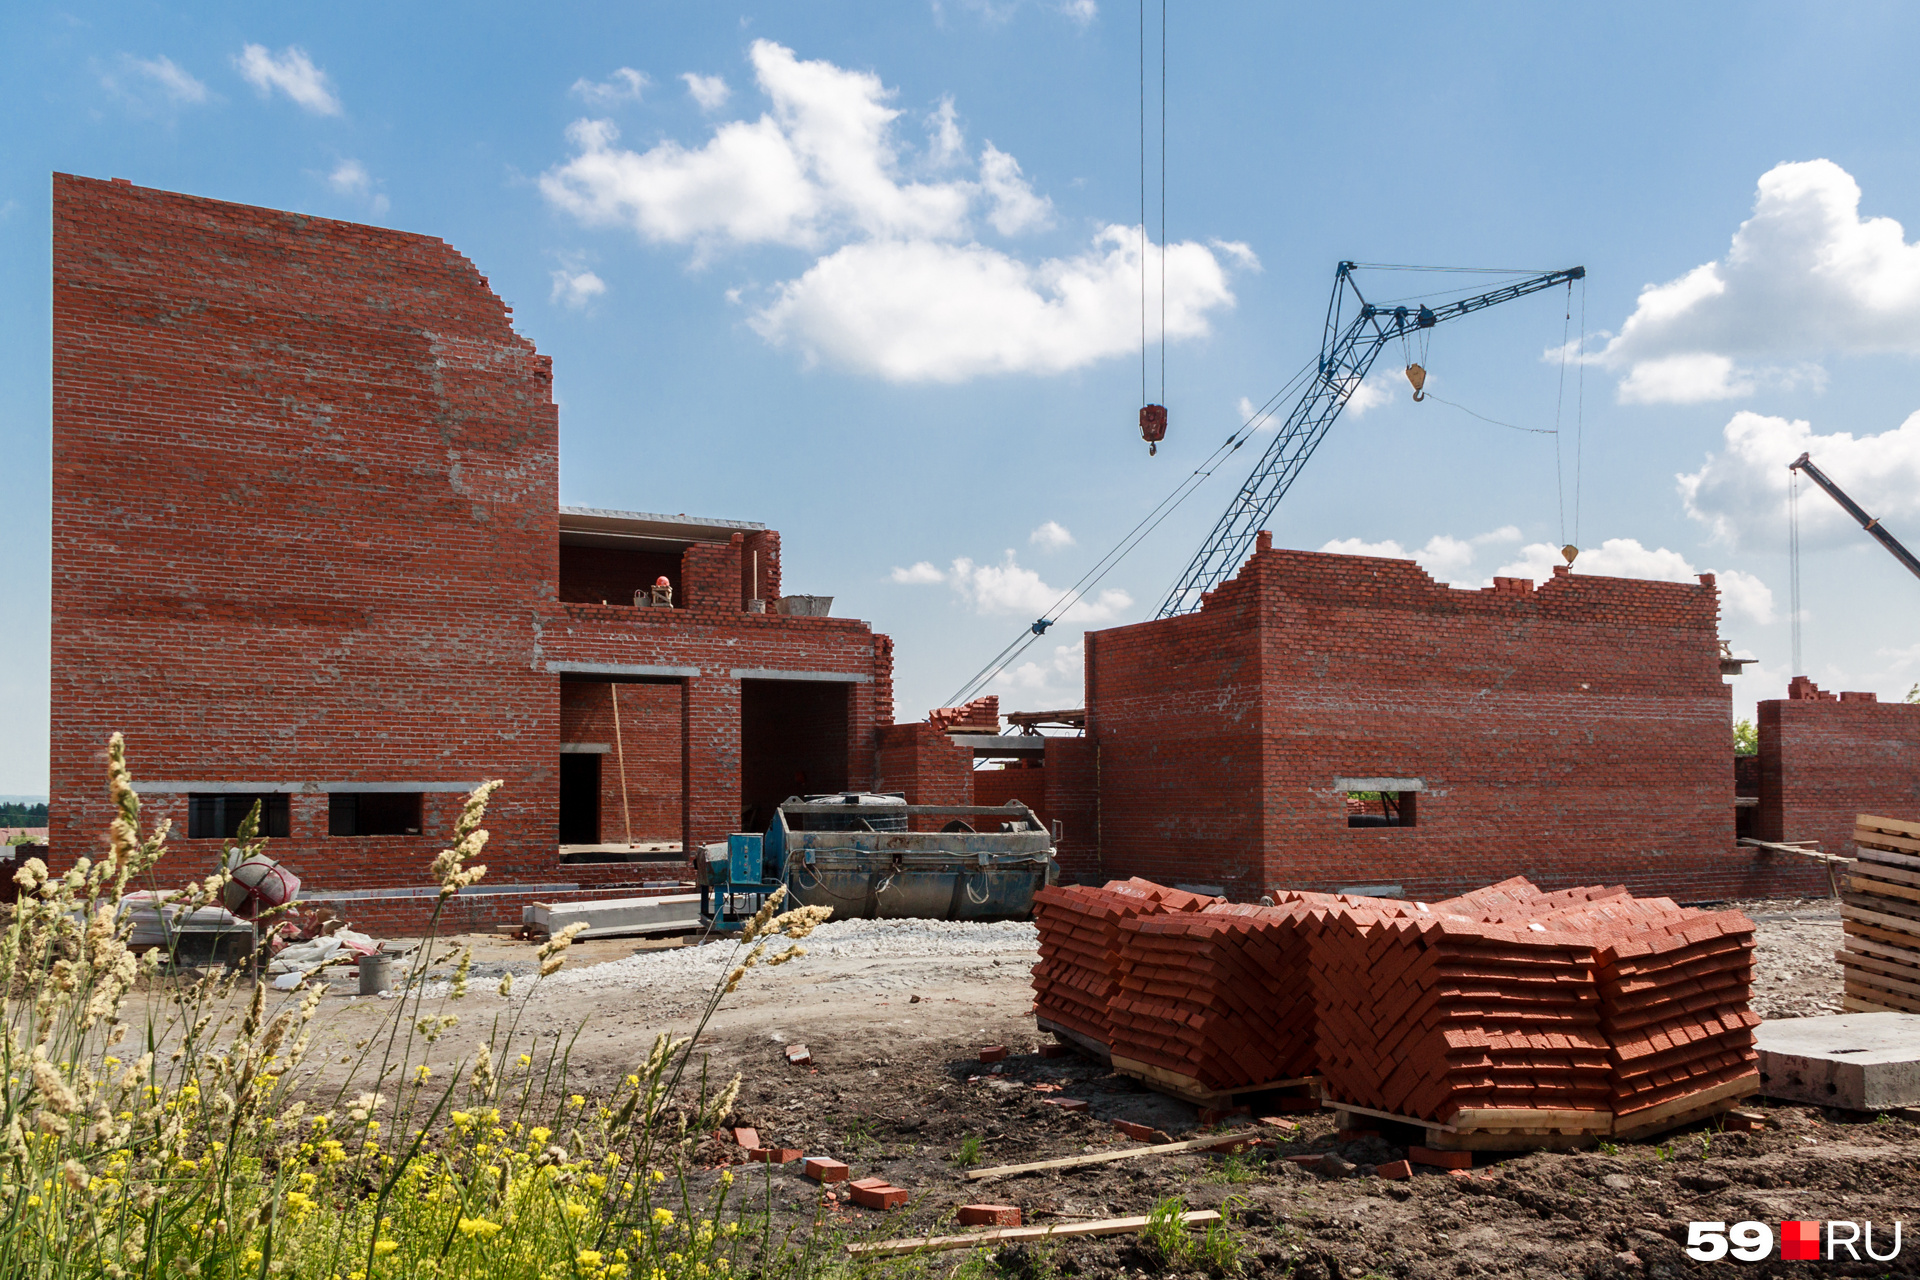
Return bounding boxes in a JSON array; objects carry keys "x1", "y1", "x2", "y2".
[
  {"x1": 1841, "y1": 813, "x2": 1920, "y2": 1014},
  {"x1": 1104, "y1": 902, "x2": 1319, "y2": 1095},
  {"x1": 1031, "y1": 879, "x2": 1217, "y2": 1054}
]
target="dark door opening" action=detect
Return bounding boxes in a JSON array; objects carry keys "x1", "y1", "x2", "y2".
[
  {"x1": 559, "y1": 752, "x2": 602, "y2": 845},
  {"x1": 740, "y1": 679, "x2": 850, "y2": 833}
]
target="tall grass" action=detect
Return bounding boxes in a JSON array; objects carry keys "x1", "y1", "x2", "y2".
[{"x1": 2, "y1": 735, "x2": 833, "y2": 1279}]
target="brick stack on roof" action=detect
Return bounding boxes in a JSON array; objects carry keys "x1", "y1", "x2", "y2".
[
  {"x1": 1103, "y1": 901, "x2": 1318, "y2": 1090},
  {"x1": 1031, "y1": 879, "x2": 1217, "y2": 1047}
]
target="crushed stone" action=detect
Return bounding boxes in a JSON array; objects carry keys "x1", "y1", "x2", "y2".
[{"x1": 540, "y1": 917, "x2": 1038, "y2": 994}]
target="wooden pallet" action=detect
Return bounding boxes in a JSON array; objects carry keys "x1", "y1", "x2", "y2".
[
  {"x1": 1036, "y1": 1017, "x2": 1112, "y2": 1066},
  {"x1": 1323, "y1": 1073, "x2": 1759, "y2": 1151},
  {"x1": 1109, "y1": 1055, "x2": 1319, "y2": 1108},
  {"x1": 1843, "y1": 816, "x2": 1920, "y2": 1014}
]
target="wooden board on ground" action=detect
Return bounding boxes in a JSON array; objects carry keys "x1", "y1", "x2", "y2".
[
  {"x1": 1036, "y1": 1017, "x2": 1112, "y2": 1066},
  {"x1": 964, "y1": 1129, "x2": 1263, "y2": 1181},
  {"x1": 1610, "y1": 1073, "x2": 1759, "y2": 1140},
  {"x1": 1323, "y1": 1097, "x2": 1608, "y2": 1152},
  {"x1": 846, "y1": 1211, "x2": 1221, "y2": 1258},
  {"x1": 1109, "y1": 1054, "x2": 1319, "y2": 1108}
]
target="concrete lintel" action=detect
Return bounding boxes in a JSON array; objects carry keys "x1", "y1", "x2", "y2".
[
  {"x1": 1757, "y1": 1011, "x2": 1920, "y2": 1109},
  {"x1": 547, "y1": 661, "x2": 701, "y2": 679},
  {"x1": 1333, "y1": 777, "x2": 1425, "y2": 793},
  {"x1": 140, "y1": 781, "x2": 485, "y2": 795},
  {"x1": 952, "y1": 734, "x2": 1048, "y2": 752},
  {"x1": 559, "y1": 743, "x2": 612, "y2": 754},
  {"x1": 730, "y1": 668, "x2": 871, "y2": 683}
]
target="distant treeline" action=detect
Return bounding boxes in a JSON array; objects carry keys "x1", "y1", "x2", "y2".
[{"x1": 0, "y1": 802, "x2": 48, "y2": 827}]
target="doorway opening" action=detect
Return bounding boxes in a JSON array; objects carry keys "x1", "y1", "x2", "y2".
[{"x1": 740, "y1": 679, "x2": 851, "y2": 833}]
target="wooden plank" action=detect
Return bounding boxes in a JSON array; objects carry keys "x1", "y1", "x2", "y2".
[
  {"x1": 1613, "y1": 1093, "x2": 1748, "y2": 1143},
  {"x1": 1839, "y1": 953, "x2": 1920, "y2": 997},
  {"x1": 1845, "y1": 979, "x2": 1920, "y2": 1015},
  {"x1": 1851, "y1": 858, "x2": 1920, "y2": 888},
  {"x1": 1449, "y1": 1106, "x2": 1613, "y2": 1133},
  {"x1": 964, "y1": 1129, "x2": 1263, "y2": 1181},
  {"x1": 1109, "y1": 1055, "x2": 1316, "y2": 1105},
  {"x1": 1845, "y1": 918, "x2": 1920, "y2": 950},
  {"x1": 1839, "y1": 937, "x2": 1920, "y2": 967},
  {"x1": 1612, "y1": 1073, "x2": 1759, "y2": 1135},
  {"x1": 846, "y1": 1211, "x2": 1220, "y2": 1259},
  {"x1": 1323, "y1": 1099, "x2": 1457, "y2": 1133},
  {"x1": 1854, "y1": 840, "x2": 1920, "y2": 868},
  {"x1": 1842, "y1": 904, "x2": 1920, "y2": 939},
  {"x1": 1858, "y1": 813, "x2": 1920, "y2": 839},
  {"x1": 1843, "y1": 994, "x2": 1904, "y2": 1015},
  {"x1": 1850, "y1": 874, "x2": 1920, "y2": 905}
]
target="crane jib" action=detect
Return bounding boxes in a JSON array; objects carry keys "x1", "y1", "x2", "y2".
[{"x1": 1155, "y1": 263, "x2": 1585, "y2": 619}]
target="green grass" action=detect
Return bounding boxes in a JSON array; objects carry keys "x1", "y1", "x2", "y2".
[
  {"x1": 1206, "y1": 1152, "x2": 1262, "y2": 1185},
  {"x1": 953, "y1": 1134, "x2": 984, "y2": 1168}
]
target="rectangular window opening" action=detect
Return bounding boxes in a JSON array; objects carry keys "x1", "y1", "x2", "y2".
[
  {"x1": 1345, "y1": 790, "x2": 1417, "y2": 829},
  {"x1": 328, "y1": 792, "x2": 424, "y2": 837},
  {"x1": 186, "y1": 793, "x2": 290, "y2": 840}
]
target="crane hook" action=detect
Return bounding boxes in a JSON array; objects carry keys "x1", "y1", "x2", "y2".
[
  {"x1": 1405, "y1": 363, "x2": 1427, "y2": 402},
  {"x1": 1140, "y1": 404, "x2": 1168, "y2": 456}
]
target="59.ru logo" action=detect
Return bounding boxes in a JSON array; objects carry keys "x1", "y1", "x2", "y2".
[{"x1": 1685, "y1": 1220, "x2": 1903, "y2": 1262}]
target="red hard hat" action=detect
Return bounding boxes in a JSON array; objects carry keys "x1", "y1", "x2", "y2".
[{"x1": 655, "y1": 576, "x2": 670, "y2": 587}]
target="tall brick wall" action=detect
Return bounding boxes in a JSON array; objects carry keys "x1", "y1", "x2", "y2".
[
  {"x1": 1088, "y1": 543, "x2": 1797, "y2": 902},
  {"x1": 970, "y1": 737, "x2": 1099, "y2": 879},
  {"x1": 50, "y1": 174, "x2": 560, "y2": 889},
  {"x1": 1757, "y1": 679, "x2": 1920, "y2": 864},
  {"x1": 48, "y1": 175, "x2": 896, "y2": 899}
]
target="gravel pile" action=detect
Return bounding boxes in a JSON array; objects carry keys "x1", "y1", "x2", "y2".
[
  {"x1": 1725, "y1": 897, "x2": 1846, "y2": 1019},
  {"x1": 541, "y1": 918, "x2": 1039, "y2": 995}
]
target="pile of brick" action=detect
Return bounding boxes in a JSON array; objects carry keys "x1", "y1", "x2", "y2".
[
  {"x1": 1030, "y1": 879, "x2": 1218, "y2": 1047},
  {"x1": 1840, "y1": 813, "x2": 1920, "y2": 1015},
  {"x1": 1104, "y1": 902, "x2": 1318, "y2": 1090},
  {"x1": 1311, "y1": 910, "x2": 1615, "y2": 1120}
]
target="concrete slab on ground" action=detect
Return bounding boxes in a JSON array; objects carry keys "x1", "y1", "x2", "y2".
[
  {"x1": 1757, "y1": 1011, "x2": 1920, "y2": 1110},
  {"x1": 525, "y1": 893, "x2": 702, "y2": 940}
]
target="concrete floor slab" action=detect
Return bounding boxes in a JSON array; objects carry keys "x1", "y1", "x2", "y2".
[
  {"x1": 526, "y1": 893, "x2": 702, "y2": 940},
  {"x1": 1756, "y1": 1011, "x2": 1920, "y2": 1110}
]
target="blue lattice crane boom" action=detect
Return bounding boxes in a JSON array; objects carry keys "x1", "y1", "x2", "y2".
[
  {"x1": 1789, "y1": 452, "x2": 1920, "y2": 583},
  {"x1": 1156, "y1": 261, "x2": 1586, "y2": 618}
]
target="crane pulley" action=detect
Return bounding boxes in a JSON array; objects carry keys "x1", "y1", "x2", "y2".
[{"x1": 1155, "y1": 260, "x2": 1586, "y2": 618}]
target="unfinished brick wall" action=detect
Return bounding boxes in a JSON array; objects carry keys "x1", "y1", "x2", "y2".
[
  {"x1": 48, "y1": 175, "x2": 897, "y2": 894},
  {"x1": 874, "y1": 723, "x2": 973, "y2": 828},
  {"x1": 1757, "y1": 678, "x2": 1920, "y2": 862},
  {"x1": 50, "y1": 174, "x2": 560, "y2": 888},
  {"x1": 969, "y1": 737, "x2": 1099, "y2": 879},
  {"x1": 1088, "y1": 544, "x2": 1799, "y2": 902}
]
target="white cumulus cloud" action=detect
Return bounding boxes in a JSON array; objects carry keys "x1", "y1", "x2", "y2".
[
  {"x1": 572, "y1": 68, "x2": 649, "y2": 106},
  {"x1": 681, "y1": 72, "x2": 730, "y2": 111},
  {"x1": 235, "y1": 44, "x2": 340, "y2": 115},
  {"x1": 750, "y1": 228, "x2": 1233, "y2": 382},
  {"x1": 541, "y1": 40, "x2": 1244, "y2": 382},
  {"x1": 1029, "y1": 521, "x2": 1074, "y2": 550},
  {"x1": 1596, "y1": 160, "x2": 1920, "y2": 403},
  {"x1": 550, "y1": 269, "x2": 608, "y2": 309},
  {"x1": 1319, "y1": 527, "x2": 1519, "y2": 583},
  {"x1": 1678, "y1": 408, "x2": 1920, "y2": 551},
  {"x1": 890, "y1": 561, "x2": 945, "y2": 584},
  {"x1": 949, "y1": 553, "x2": 1130, "y2": 624},
  {"x1": 992, "y1": 637, "x2": 1087, "y2": 707},
  {"x1": 326, "y1": 160, "x2": 387, "y2": 215}
]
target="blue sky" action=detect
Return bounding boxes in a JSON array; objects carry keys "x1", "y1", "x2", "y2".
[{"x1": 7, "y1": 2, "x2": 1920, "y2": 796}]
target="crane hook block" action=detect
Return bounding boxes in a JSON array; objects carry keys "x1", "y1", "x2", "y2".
[
  {"x1": 1561, "y1": 544, "x2": 1579, "y2": 566},
  {"x1": 1140, "y1": 404, "x2": 1168, "y2": 457},
  {"x1": 1405, "y1": 364, "x2": 1427, "y2": 402}
]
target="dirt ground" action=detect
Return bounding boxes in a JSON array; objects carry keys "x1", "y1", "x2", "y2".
[{"x1": 269, "y1": 898, "x2": 1920, "y2": 1278}]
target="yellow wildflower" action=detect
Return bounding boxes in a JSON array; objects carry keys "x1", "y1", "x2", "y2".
[
  {"x1": 373, "y1": 1241, "x2": 399, "y2": 1257},
  {"x1": 652, "y1": 1207, "x2": 674, "y2": 1227},
  {"x1": 457, "y1": 1217, "x2": 502, "y2": 1239}
]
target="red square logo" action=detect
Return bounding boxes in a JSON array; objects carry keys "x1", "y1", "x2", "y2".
[{"x1": 1780, "y1": 1221, "x2": 1821, "y2": 1261}]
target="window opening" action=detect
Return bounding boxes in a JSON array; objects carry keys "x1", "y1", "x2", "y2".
[
  {"x1": 187, "y1": 793, "x2": 290, "y2": 840},
  {"x1": 328, "y1": 792, "x2": 423, "y2": 837},
  {"x1": 1345, "y1": 790, "x2": 1417, "y2": 829}
]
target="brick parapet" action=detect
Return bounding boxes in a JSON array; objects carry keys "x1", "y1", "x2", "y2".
[{"x1": 1756, "y1": 691, "x2": 1920, "y2": 863}]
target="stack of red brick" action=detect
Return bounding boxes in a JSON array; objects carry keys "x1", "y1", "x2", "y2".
[
  {"x1": 1104, "y1": 902, "x2": 1318, "y2": 1090},
  {"x1": 1030, "y1": 879, "x2": 1218, "y2": 1046},
  {"x1": 1033, "y1": 874, "x2": 1758, "y2": 1127}
]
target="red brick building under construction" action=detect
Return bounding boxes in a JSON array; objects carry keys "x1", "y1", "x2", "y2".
[{"x1": 48, "y1": 174, "x2": 891, "y2": 928}]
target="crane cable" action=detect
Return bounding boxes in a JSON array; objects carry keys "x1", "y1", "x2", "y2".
[
  {"x1": 942, "y1": 362, "x2": 1316, "y2": 708},
  {"x1": 1790, "y1": 467, "x2": 1803, "y2": 674}
]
